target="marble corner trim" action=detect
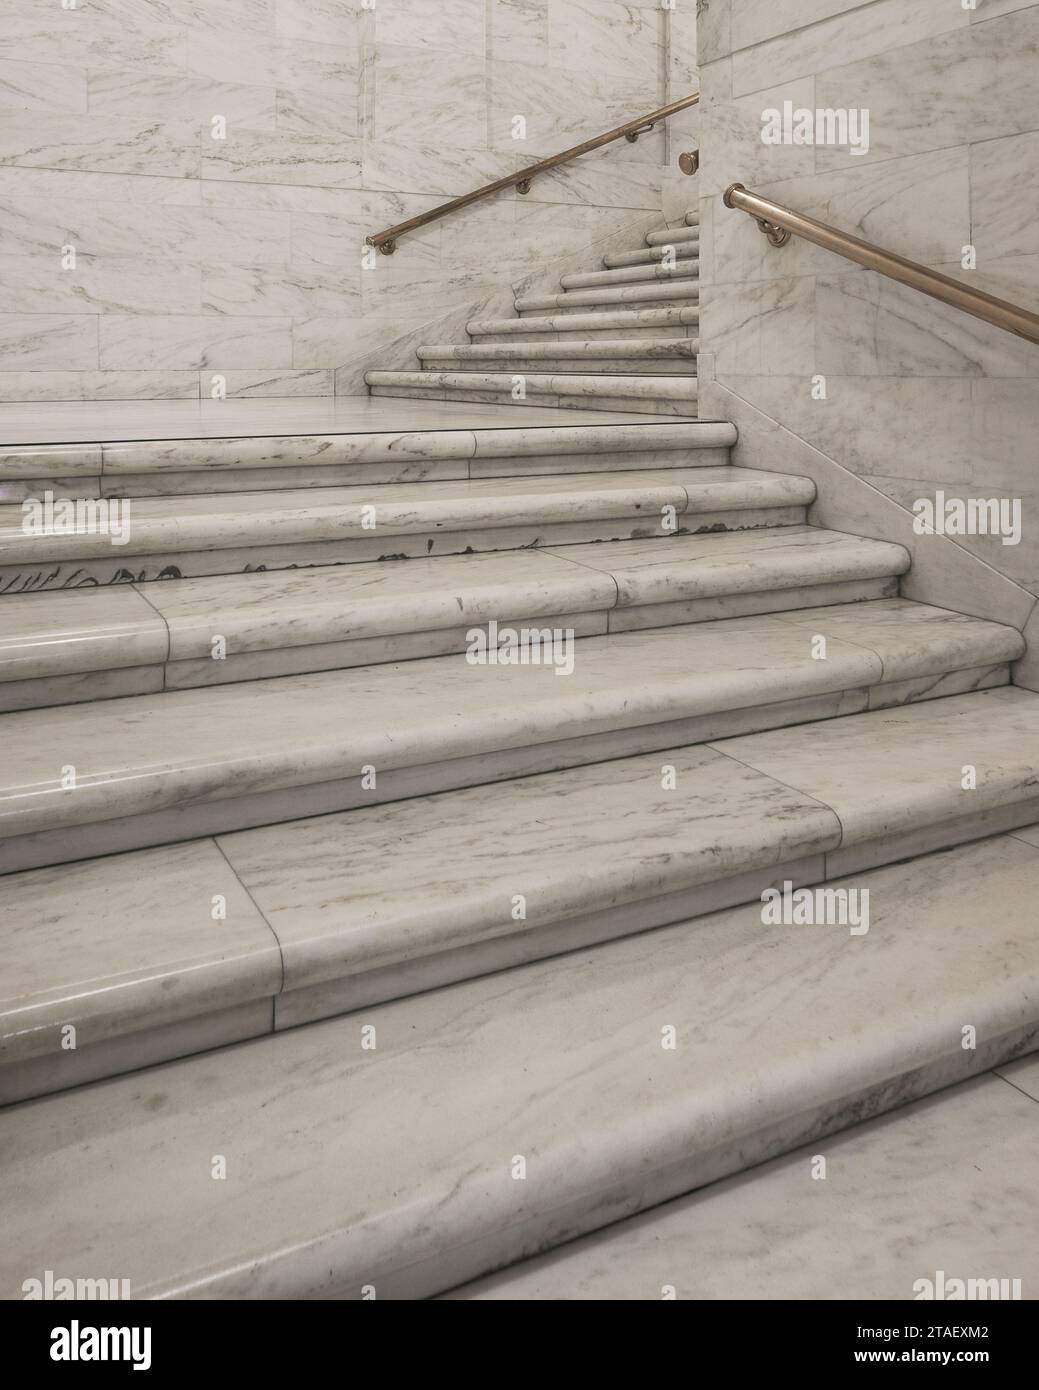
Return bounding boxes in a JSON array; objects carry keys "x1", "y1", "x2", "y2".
[
  {"x1": 702, "y1": 379, "x2": 1037, "y2": 633},
  {"x1": 2, "y1": 833, "x2": 1038, "y2": 1299}
]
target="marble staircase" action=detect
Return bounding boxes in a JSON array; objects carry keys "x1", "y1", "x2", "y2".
[
  {"x1": 0, "y1": 206, "x2": 1037, "y2": 1298},
  {"x1": 366, "y1": 211, "x2": 701, "y2": 414}
]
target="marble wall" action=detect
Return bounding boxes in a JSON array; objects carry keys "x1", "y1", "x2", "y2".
[
  {"x1": 0, "y1": 0, "x2": 694, "y2": 402},
  {"x1": 696, "y1": 0, "x2": 1039, "y2": 602}
]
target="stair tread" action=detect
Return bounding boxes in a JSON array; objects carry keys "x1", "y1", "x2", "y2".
[
  {"x1": 0, "y1": 601, "x2": 1022, "y2": 848},
  {"x1": 1, "y1": 524, "x2": 908, "y2": 682},
  {"x1": 3, "y1": 798, "x2": 1038, "y2": 1298},
  {"x1": 449, "y1": 1058, "x2": 1039, "y2": 1300}
]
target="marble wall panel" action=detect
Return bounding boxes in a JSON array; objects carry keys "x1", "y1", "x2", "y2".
[
  {"x1": 0, "y1": 0, "x2": 675, "y2": 399},
  {"x1": 702, "y1": 0, "x2": 1039, "y2": 608}
]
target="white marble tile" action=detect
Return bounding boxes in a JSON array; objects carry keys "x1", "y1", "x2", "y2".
[
  {"x1": 546, "y1": 0, "x2": 662, "y2": 83},
  {"x1": 0, "y1": 840, "x2": 280, "y2": 1064},
  {"x1": 715, "y1": 685, "x2": 1039, "y2": 848},
  {"x1": 98, "y1": 315, "x2": 292, "y2": 371},
  {"x1": 0, "y1": 57, "x2": 87, "y2": 113},
  {"x1": 731, "y1": 0, "x2": 968, "y2": 99},
  {"x1": 144, "y1": 548, "x2": 617, "y2": 660},
  {"x1": 548, "y1": 525, "x2": 906, "y2": 607},
  {"x1": 202, "y1": 264, "x2": 360, "y2": 317},
  {"x1": 0, "y1": 999, "x2": 273, "y2": 1108},
  {"x1": 222, "y1": 742, "x2": 841, "y2": 992},
  {"x1": 201, "y1": 128, "x2": 363, "y2": 188},
  {"x1": 0, "y1": 315, "x2": 97, "y2": 370},
  {"x1": 86, "y1": 72, "x2": 278, "y2": 127},
  {"x1": 0, "y1": 256, "x2": 202, "y2": 317},
  {"x1": 489, "y1": 0, "x2": 549, "y2": 65},
  {"x1": 814, "y1": 10, "x2": 1039, "y2": 170},
  {"x1": 1, "y1": 832, "x2": 1037, "y2": 1299},
  {"x1": 0, "y1": 114, "x2": 199, "y2": 178},
  {"x1": 0, "y1": 585, "x2": 167, "y2": 682},
  {"x1": 0, "y1": 370, "x2": 199, "y2": 403},
  {"x1": 375, "y1": 0, "x2": 486, "y2": 54}
]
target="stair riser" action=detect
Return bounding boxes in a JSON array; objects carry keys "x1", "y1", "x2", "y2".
[
  {"x1": 0, "y1": 661, "x2": 1012, "y2": 876},
  {"x1": 0, "y1": 575, "x2": 897, "y2": 714},
  {"x1": 3, "y1": 772, "x2": 1033, "y2": 1110}
]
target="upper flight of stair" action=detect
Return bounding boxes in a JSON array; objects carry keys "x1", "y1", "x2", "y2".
[{"x1": 366, "y1": 212, "x2": 700, "y2": 416}]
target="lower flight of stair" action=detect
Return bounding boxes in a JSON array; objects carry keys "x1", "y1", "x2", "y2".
[
  {"x1": 2, "y1": 814, "x2": 1038, "y2": 1297},
  {"x1": 0, "y1": 526, "x2": 907, "y2": 710},
  {"x1": 366, "y1": 370, "x2": 697, "y2": 416},
  {"x1": 3, "y1": 681, "x2": 1037, "y2": 1106}
]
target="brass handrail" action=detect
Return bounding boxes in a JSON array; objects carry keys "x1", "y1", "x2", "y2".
[
  {"x1": 366, "y1": 92, "x2": 700, "y2": 255},
  {"x1": 724, "y1": 183, "x2": 1039, "y2": 347}
]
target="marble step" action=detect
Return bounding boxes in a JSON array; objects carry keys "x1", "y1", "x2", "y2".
[
  {"x1": 0, "y1": 600, "x2": 1021, "y2": 874},
  {"x1": 516, "y1": 281, "x2": 700, "y2": 314},
  {"x1": 604, "y1": 241, "x2": 699, "y2": 269},
  {"x1": 449, "y1": 1053, "x2": 1039, "y2": 1300},
  {"x1": 0, "y1": 525, "x2": 911, "y2": 710},
  {"x1": 2, "y1": 419, "x2": 728, "y2": 500},
  {"x1": 1, "y1": 467, "x2": 770, "y2": 591},
  {"x1": 560, "y1": 263, "x2": 698, "y2": 291},
  {"x1": 414, "y1": 339, "x2": 698, "y2": 375},
  {"x1": 466, "y1": 307, "x2": 700, "y2": 341},
  {"x1": 6, "y1": 686, "x2": 1038, "y2": 1104},
  {"x1": 3, "y1": 817, "x2": 1038, "y2": 1296},
  {"x1": 645, "y1": 223, "x2": 701, "y2": 247},
  {"x1": 366, "y1": 371, "x2": 697, "y2": 417},
  {"x1": 686, "y1": 210, "x2": 699, "y2": 225},
  {"x1": 417, "y1": 339, "x2": 697, "y2": 364}
]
